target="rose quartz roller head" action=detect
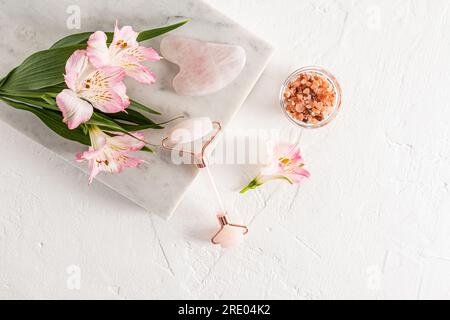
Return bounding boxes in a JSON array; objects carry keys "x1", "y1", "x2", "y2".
[
  {"x1": 211, "y1": 213, "x2": 249, "y2": 248},
  {"x1": 162, "y1": 117, "x2": 218, "y2": 168},
  {"x1": 162, "y1": 117, "x2": 249, "y2": 247}
]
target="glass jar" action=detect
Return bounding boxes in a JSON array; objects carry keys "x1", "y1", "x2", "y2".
[{"x1": 279, "y1": 66, "x2": 342, "y2": 129}]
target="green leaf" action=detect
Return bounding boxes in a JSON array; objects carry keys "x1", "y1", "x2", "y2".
[
  {"x1": 141, "y1": 146, "x2": 154, "y2": 153},
  {"x1": 137, "y1": 19, "x2": 190, "y2": 42},
  {"x1": 88, "y1": 112, "x2": 155, "y2": 147},
  {"x1": 117, "y1": 115, "x2": 184, "y2": 131},
  {"x1": 89, "y1": 107, "x2": 170, "y2": 133},
  {"x1": 1, "y1": 45, "x2": 84, "y2": 92},
  {"x1": 81, "y1": 124, "x2": 89, "y2": 135},
  {"x1": 0, "y1": 97, "x2": 90, "y2": 146},
  {"x1": 51, "y1": 31, "x2": 116, "y2": 49},
  {"x1": 86, "y1": 112, "x2": 130, "y2": 134},
  {"x1": 118, "y1": 123, "x2": 163, "y2": 131},
  {"x1": 0, "y1": 67, "x2": 17, "y2": 87},
  {"x1": 50, "y1": 32, "x2": 98, "y2": 49},
  {"x1": 0, "y1": 89, "x2": 58, "y2": 102},
  {"x1": 38, "y1": 83, "x2": 68, "y2": 94},
  {"x1": 49, "y1": 19, "x2": 189, "y2": 49},
  {"x1": 0, "y1": 90, "x2": 54, "y2": 99},
  {"x1": 103, "y1": 109, "x2": 157, "y2": 125},
  {"x1": 41, "y1": 94, "x2": 56, "y2": 105},
  {"x1": 0, "y1": 95, "x2": 58, "y2": 111},
  {"x1": 129, "y1": 99, "x2": 161, "y2": 115}
]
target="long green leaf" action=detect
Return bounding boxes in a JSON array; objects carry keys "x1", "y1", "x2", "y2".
[
  {"x1": 49, "y1": 19, "x2": 189, "y2": 49},
  {"x1": 86, "y1": 112, "x2": 128, "y2": 133},
  {"x1": 119, "y1": 123, "x2": 164, "y2": 131},
  {"x1": 50, "y1": 32, "x2": 98, "y2": 49},
  {"x1": 0, "y1": 90, "x2": 52, "y2": 99},
  {"x1": 129, "y1": 99, "x2": 161, "y2": 115},
  {"x1": 0, "y1": 98, "x2": 90, "y2": 146},
  {"x1": 38, "y1": 83, "x2": 68, "y2": 93},
  {"x1": 0, "y1": 67, "x2": 17, "y2": 87},
  {"x1": 103, "y1": 109, "x2": 157, "y2": 125},
  {"x1": 117, "y1": 115, "x2": 185, "y2": 131},
  {"x1": 1, "y1": 45, "x2": 84, "y2": 91},
  {"x1": 137, "y1": 19, "x2": 190, "y2": 42},
  {"x1": 2, "y1": 87, "x2": 160, "y2": 125},
  {"x1": 0, "y1": 89, "x2": 58, "y2": 102},
  {"x1": 141, "y1": 146, "x2": 154, "y2": 153},
  {"x1": 0, "y1": 95, "x2": 58, "y2": 111},
  {"x1": 88, "y1": 112, "x2": 156, "y2": 147},
  {"x1": 51, "y1": 31, "x2": 116, "y2": 49}
]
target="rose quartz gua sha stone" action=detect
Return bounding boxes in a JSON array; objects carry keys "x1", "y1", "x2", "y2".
[{"x1": 160, "y1": 35, "x2": 246, "y2": 96}]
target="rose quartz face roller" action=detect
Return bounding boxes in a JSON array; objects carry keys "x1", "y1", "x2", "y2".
[{"x1": 162, "y1": 117, "x2": 248, "y2": 248}]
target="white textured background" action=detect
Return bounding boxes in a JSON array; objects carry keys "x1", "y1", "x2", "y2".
[{"x1": 1, "y1": 0, "x2": 450, "y2": 299}]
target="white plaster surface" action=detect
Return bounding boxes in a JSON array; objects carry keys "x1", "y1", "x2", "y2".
[{"x1": 1, "y1": 0, "x2": 450, "y2": 300}]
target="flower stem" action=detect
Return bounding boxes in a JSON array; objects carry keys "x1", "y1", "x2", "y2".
[{"x1": 240, "y1": 178, "x2": 260, "y2": 194}]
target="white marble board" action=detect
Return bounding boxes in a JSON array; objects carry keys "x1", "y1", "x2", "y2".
[{"x1": 0, "y1": 0, "x2": 274, "y2": 219}]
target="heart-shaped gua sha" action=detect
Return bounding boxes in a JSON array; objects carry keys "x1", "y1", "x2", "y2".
[{"x1": 160, "y1": 35, "x2": 246, "y2": 96}]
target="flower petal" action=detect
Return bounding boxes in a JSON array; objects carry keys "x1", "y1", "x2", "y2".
[
  {"x1": 274, "y1": 143, "x2": 301, "y2": 160},
  {"x1": 295, "y1": 167, "x2": 311, "y2": 178},
  {"x1": 113, "y1": 82, "x2": 131, "y2": 108},
  {"x1": 84, "y1": 66, "x2": 126, "y2": 89},
  {"x1": 109, "y1": 132, "x2": 145, "y2": 152},
  {"x1": 56, "y1": 89, "x2": 93, "y2": 129},
  {"x1": 88, "y1": 159, "x2": 101, "y2": 184},
  {"x1": 87, "y1": 31, "x2": 110, "y2": 67},
  {"x1": 96, "y1": 151, "x2": 143, "y2": 175},
  {"x1": 123, "y1": 46, "x2": 161, "y2": 62},
  {"x1": 87, "y1": 126, "x2": 109, "y2": 150},
  {"x1": 113, "y1": 23, "x2": 139, "y2": 48},
  {"x1": 288, "y1": 168, "x2": 311, "y2": 183},
  {"x1": 82, "y1": 89, "x2": 125, "y2": 113},
  {"x1": 121, "y1": 155, "x2": 145, "y2": 169},
  {"x1": 124, "y1": 64, "x2": 156, "y2": 85},
  {"x1": 64, "y1": 50, "x2": 91, "y2": 91},
  {"x1": 76, "y1": 146, "x2": 103, "y2": 162},
  {"x1": 76, "y1": 122, "x2": 146, "y2": 183},
  {"x1": 79, "y1": 66, "x2": 128, "y2": 113}
]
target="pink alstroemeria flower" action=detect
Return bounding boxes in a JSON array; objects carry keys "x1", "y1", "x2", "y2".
[
  {"x1": 87, "y1": 22, "x2": 161, "y2": 85},
  {"x1": 76, "y1": 126, "x2": 146, "y2": 183},
  {"x1": 56, "y1": 49, "x2": 130, "y2": 129},
  {"x1": 240, "y1": 143, "x2": 310, "y2": 193}
]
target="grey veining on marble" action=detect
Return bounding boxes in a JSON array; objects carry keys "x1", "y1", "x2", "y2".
[{"x1": 0, "y1": 0, "x2": 273, "y2": 219}]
